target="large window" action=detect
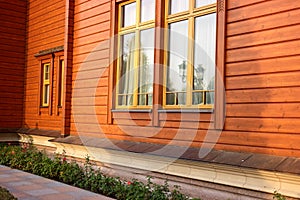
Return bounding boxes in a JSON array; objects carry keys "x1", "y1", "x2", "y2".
[
  {"x1": 42, "y1": 63, "x2": 50, "y2": 107},
  {"x1": 165, "y1": 0, "x2": 216, "y2": 108},
  {"x1": 116, "y1": 0, "x2": 156, "y2": 108},
  {"x1": 116, "y1": 0, "x2": 217, "y2": 110}
]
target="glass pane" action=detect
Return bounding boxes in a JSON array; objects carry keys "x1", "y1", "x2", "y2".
[
  {"x1": 195, "y1": 0, "x2": 216, "y2": 8},
  {"x1": 206, "y1": 91, "x2": 214, "y2": 104},
  {"x1": 193, "y1": 13, "x2": 216, "y2": 105},
  {"x1": 169, "y1": 0, "x2": 189, "y2": 14},
  {"x1": 177, "y1": 92, "x2": 186, "y2": 105},
  {"x1": 122, "y1": 2, "x2": 136, "y2": 27},
  {"x1": 141, "y1": 0, "x2": 155, "y2": 22},
  {"x1": 44, "y1": 64, "x2": 49, "y2": 80},
  {"x1": 192, "y1": 91, "x2": 204, "y2": 105},
  {"x1": 167, "y1": 20, "x2": 188, "y2": 98},
  {"x1": 118, "y1": 33, "x2": 136, "y2": 106},
  {"x1": 44, "y1": 84, "x2": 49, "y2": 105},
  {"x1": 138, "y1": 28, "x2": 154, "y2": 106},
  {"x1": 166, "y1": 93, "x2": 175, "y2": 105},
  {"x1": 59, "y1": 60, "x2": 64, "y2": 106}
]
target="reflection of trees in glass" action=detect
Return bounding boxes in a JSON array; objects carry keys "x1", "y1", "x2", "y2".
[
  {"x1": 118, "y1": 30, "x2": 154, "y2": 106},
  {"x1": 118, "y1": 33, "x2": 135, "y2": 106}
]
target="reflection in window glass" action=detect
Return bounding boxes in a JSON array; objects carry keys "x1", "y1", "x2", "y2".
[
  {"x1": 166, "y1": 20, "x2": 188, "y2": 105},
  {"x1": 44, "y1": 65, "x2": 49, "y2": 80},
  {"x1": 193, "y1": 13, "x2": 216, "y2": 105},
  {"x1": 195, "y1": 0, "x2": 216, "y2": 8},
  {"x1": 122, "y1": 2, "x2": 136, "y2": 27},
  {"x1": 118, "y1": 33, "x2": 136, "y2": 106},
  {"x1": 169, "y1": 0, "x2": 189, "y2": 15},
  {"x1": 141, "y1": 0, "x2": 155, "y2": 22},
  {"x1": 139, "y1": 28, "x2": 154, "y2": 106}
]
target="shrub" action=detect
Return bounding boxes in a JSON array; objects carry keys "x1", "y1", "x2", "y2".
[
  {"x1": 0, "y1": 144, "x2": 195, "y2": 200},
  {"x1": 0, "y1": 186, "x2": 17, "y2": 200}
]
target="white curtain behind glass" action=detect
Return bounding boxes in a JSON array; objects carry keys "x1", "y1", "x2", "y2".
[{"x1": 194, "y1": 13, "x2": 216, "y2": 91}]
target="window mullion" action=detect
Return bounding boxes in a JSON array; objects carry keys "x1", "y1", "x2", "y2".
[
  {"x1": 186, "y1": 17, "x2": 194, "y2": 107},
  {"x1": 133, "y1": 29, "x2": 140, "y2": 107}
]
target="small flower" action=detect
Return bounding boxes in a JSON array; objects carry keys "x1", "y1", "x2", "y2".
[
  {"x1": 63, "y1": 157, "x2": 67, "y2": 162},
  {"x1": 127, "y1": 181, "x2": 131, "y2": 185},
  {"x1": 11, "y1": 151, "x2": 15, "y2": 155}
]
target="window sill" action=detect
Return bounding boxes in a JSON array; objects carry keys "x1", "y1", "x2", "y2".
[
  {"x1": 111, "y1": 109, "x2": 152, "y2": 113},
  {"x1": 158, "y1": 109, "x2": 214, "y2": 113}
]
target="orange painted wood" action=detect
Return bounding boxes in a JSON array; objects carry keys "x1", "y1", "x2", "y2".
[
  {"x1": 226, "y1": 55, "x2": 300, "y2": 76},
  {"x1": 227, "y1": 8, "x2": 300, "y2": 36},
  {"x1": 228, "y1": 0, "x2": 300, "y2": 22},
  {"x1": 227, "y1": 40, "x2": 300, "y2": 63},
  {"x1": 0, "y1": 1, "x2": 26, "y2": 128},
  {"x1": 226, "y1": 71, "x2": 300, "y2": 90},
  {"x1": 226, "y1": 103, "x2": 300, "y2": 118},
  {"x1": 226, "y1": 87, "x2": 300, "y2": 103},
  {"x1": 227, "y1": 24, "x2": 300, "y2": 49},
  {"x1": 227, "y1": 0, "x2": 267, "y2": 9}
]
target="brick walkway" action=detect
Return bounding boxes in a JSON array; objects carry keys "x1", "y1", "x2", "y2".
[{"x1": 0, "y1": 165, "x2": 114, "y2": 200}]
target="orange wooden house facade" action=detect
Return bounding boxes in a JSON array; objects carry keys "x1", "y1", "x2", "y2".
[{"x1": 1, "y1": 0, "x2": 300, "y2": 199}]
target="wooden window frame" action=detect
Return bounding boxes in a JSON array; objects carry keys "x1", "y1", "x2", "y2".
[
  {"x1": 56, "y1": 53, "x2": 64, "y2": 115},
  {"x1": 115, "y1": 0, "x2": 155, "y2": 109},
  {"x1": 37, "y1": 55, "x2": 54, "y2": 116},
  {"x1": 42, "y1": 63, "x2": 51, "y2": 107},
  {"x1": 109, "y1": 0, "x2": 226, "y2": 129}
]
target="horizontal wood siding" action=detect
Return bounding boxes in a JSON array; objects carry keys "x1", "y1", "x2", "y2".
[
  {"x1": 70, "y1": 0, "x2": 111, "y2": 135},
  {"x1": 68, "y1": 0, "x2": 300, "y2": 157},
  {"x1": 224, "y1": 0, "x2": 300, "y2": 156},
  {"x1": 0, "y1": 1, "x2": 26, "y2": 128},
  {"x1": 23, "y1": 0, "x2": 65, "y2": 131}
]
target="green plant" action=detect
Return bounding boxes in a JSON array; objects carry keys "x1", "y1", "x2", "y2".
[
  {"x1": 273, "y1": 191, "x2": 286, "y2": 200},
  {"x1": 0, "y1": 186, "x2": 17, "y2": 200},
  {"x1": 0, "y1": 144, "x2": 196, "y2": 200}
]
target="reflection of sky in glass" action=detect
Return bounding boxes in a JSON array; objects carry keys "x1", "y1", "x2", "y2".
[
  {"x1": 141, "y1": 0, "x2": 155, "y2": 22},
  {"x1": 194, "y1": 13, "x2": 216, "y2": 90},
  {"x1": 119, "y1": 33, "x2": 135, "y2": 94},
  {"x1": 139, "y1": 28, "x2": 154, "y2": 93},
  {"x1": 169, "y1": 0, "x2": 189, "y2": 14},
  {"x1": 167, "y1": 20, "x2": 188, "y2": 92},
  {"x1": 195, "y1": 0, "x2": 216, "y2": 8},
  {"x1": 122, "y1": 2, "x2": 136, "y2": 27}
]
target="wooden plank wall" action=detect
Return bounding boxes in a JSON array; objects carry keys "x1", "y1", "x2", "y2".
[
  {"x1": 70, "y1": 0, "x2": 111, "y2": 133},
  {"x1": 224, "y1": 0, "x2": 300, "y2": 157},
  {"x1": 69, "y1": 0, "x2": 300, "y2": 157},
  {"x1": 23, "y1": 0, "x2": 65, "y2": 131},
  {"x1": 0, "y1": 1, "x2": 26, "y2": 128}
]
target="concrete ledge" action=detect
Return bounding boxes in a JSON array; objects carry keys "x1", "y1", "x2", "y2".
[
  {"x1": 52, "y1": 139, "x2": 300, "y2": 199},
  {"x1": 1, "y1": 133, "x2": 299, "y2": 199}
]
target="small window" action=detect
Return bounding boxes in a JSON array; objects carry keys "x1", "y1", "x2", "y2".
[{"x1": 42, "y1": 63, "x2": 50, "y2": 106}]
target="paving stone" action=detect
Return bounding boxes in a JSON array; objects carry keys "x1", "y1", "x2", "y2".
[
  {"x1": 0, "y1": 165, "x2": 115, "y2": 200},
  {"x1": 40, "y1": 193, "x2": 74, "y2": 200},
  {"x1": 25, "y1": 188, "x2": 59, "y2": 196},
  {"x1": 7, "y1": 181, "x2": 32, "y2": 187},
  {"x1": 15, "y1": 183, "x2": 44, "y2": 191}
]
